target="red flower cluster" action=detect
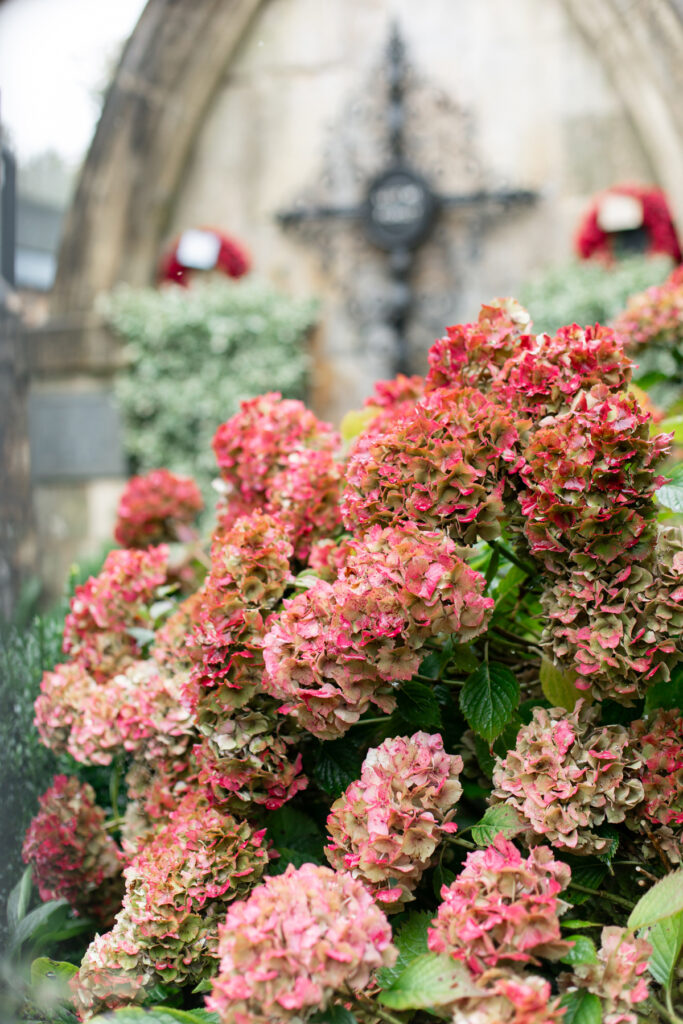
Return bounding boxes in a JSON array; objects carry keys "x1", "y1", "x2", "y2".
[
  {"x1": 426, "y1": 299, "x2": 532, "y2": 393},
  {"x1": 72, "y1": 791, "x2": 268, "y2": 1018},
  {"x1": 212, "y1": 392, "x2": 339, "y2": 507},
  {"x1": 575, "y1": 184, "x2": 682, "y2": 263},
  {"x1": 189, "y1": 512, "x2": 292, "y2": 700},
  {"x1": 114, "y1": 468, "x2": 203, "y2": 548},
  {"x1": 23, "y1": 776, "x2": 122, "y2": 928},
  {"x1": 62, "y1": 546, "x2": 169, "y2": 680}
]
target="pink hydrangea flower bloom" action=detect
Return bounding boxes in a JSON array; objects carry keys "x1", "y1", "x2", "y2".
[
  {"x1": 207, "y1": 864, "x2": 396, "y2": 1024},
  {"x1": 22, "y1": 775, "x2": 122, "y2": 928},
  {"x1": 491, "y1": 703, "x2": 644, "y2": 854},
  {"x1": 428, "y1": 835, "x2": 572, "y2": 974},
  {"x1": 450, "y1": 968, "x2": 566, "y2": 1024},
  {"x1": 326, "y1": 732, "x2": 463, "y2": 909},
  {"x1": 72, "y1": 791, "x2": 268, "y2": 1018},
  {"x1": 559, "y1": 926, "x2": 651, "y2": 1024},
  {"x1": 263, "y1": 524, "x2": 492, "y2": 738},
  {"x1": 114, "y1": 468, "x2": 203, "y2": 547}
]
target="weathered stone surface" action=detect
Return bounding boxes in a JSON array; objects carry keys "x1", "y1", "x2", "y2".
[{"x1": 28, "y1": 390, "x2": 125, "y2": 480}]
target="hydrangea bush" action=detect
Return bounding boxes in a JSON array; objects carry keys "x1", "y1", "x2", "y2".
[{"x1": 12, "y1": 296, "x2": 683, "y2": 1024}]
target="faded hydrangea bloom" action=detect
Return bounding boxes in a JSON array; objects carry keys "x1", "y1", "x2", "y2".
[
  {"x1": 491, "y1": 703, "x2": 644, "y2": 854},
  {"x1": 35, "y1": 658, "x2": 195, "y2": 768},
  {"x1": 450, "y1": 968, "x2": 566, "y2": 1024},
  {"x1": 189, "y1": 512, "x2": 292, "y2": 702},
  {"x1": 22, "y1": 776, "x2": 123, "y2": 928},
  {"x1": 520, "y1": 385, "x2": 670, "y2": 575},
  {"x1": 194, "y1": 694, "x2": 307, "y2": 813},
  {"x1": 426, "y1": 299, "x2": 532, "y2": 395},
  {"x1": 263, "y1": 524, "x2": 492, "y2": 738},
  {"x1": 542, "y1": 533, "x2": 683, "y2": 702},
  {"x1": 614, "y1": 263, "x2": 683, "y2": 353},
  {"x1": 326, "y1": 732, "x2": 463, "y2": 910},
  {"x1": 628, "y1": 707, "x2": 683, "y2": 836},
  {"x1": 342, "y1": 385, "x2": 521, "y2": 544},
  {"x1": 559, "y1": 926, "x2": 651, "y2": 1024},
  {"x1": 207, "y1": 864, "x2": 396, "y2": 1024},
  {"x1": 72, "y1": 791, "x2": 268, "y2": 1018},
  {"x1": 61, "y1": 545, "x2": 169, "y2": 680},
  {"x1": 212, "y1": 392, "x2": 339, "y2": 508},
  {"x1": 428, "y1": 835, "x2": 571, "y2": 973},
  {"x1": 114, "y1": 468, "x2": 203, "y2": 547},
  {"x1": 265, "y1": 448, "x2": 345, "y2": 562}
]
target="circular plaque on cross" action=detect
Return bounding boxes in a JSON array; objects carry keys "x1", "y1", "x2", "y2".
[{"x1": 362, "y1": 166, "x2": 439, "y2": 252}]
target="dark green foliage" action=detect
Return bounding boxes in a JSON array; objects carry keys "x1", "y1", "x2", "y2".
[{"x1": 0, "y1": 617, "x2": 64, "y2": 952}]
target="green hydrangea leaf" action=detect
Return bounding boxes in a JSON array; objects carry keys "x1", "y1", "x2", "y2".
[
  {"x1": 540, "y1": 659, "x2": 588, "y2": 712},
  {"x1": 314, "y1": 738, "x2": 365, "y2": 798},
  {"x1": 647, "y1": 910, "x2": 683, "y2": 987},
  {"x1": 628, "y1": 869, "x2": 683, "y2": 930},
  {"x1": 559, "y1": 935, "x2": 599, "y2": 966},
  {"x1": 471, "y1": 804, "x2": 525, "y2": 847},
  {"x1": 376, "y1": 910, "x2": 432, "y2": 988},
  {"x1": 460, "y1": 663, "x2": 520, "y2": 743},
  {"x1": 311, "y1": 1005, "x2": 358, "y2": 1024},
  {"x1": 558, "y1": 989, "x2": 602, "y2": 1024},
  {"x1": 396, "y1": 680, "x2": 442, "y2": 730},
  {"x1": 644, "y1": 664, "x2": 683, "y2": 714},
  {"x1": 378, "y1": 953, "x2": 479, "y2": 1010}
]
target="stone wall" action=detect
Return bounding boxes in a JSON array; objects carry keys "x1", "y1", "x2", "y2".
[{"x1": 167, "y1": 0, "x2": 655, "y2": 421}]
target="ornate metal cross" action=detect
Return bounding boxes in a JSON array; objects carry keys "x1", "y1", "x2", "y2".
[{"x1": 277, "y1": 23, "x2": 538, "y2": 375}]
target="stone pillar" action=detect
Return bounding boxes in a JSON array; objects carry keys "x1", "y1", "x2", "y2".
[{"x1": 0, "y1": 295, "x2": 36, "y2": 619}]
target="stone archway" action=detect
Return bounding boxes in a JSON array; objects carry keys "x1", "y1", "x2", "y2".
[{"x1": 50, "y1": 0, "x2": 266, "y2": 316}]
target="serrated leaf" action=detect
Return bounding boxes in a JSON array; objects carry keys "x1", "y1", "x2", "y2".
[
  {"x1": 396, "y1": 680, "x2": 442, "y2": 730},
  {"x1": 266, "y1": 805, "x2": 324, "y2": 873},
  {"x1": 647, "y1": 910, "x2": 683, "y2": 987},
  {"x1": 471, "y1": 804, "x2": 525, "y2": 847},
  {"x1": 460, "y1": 662, "x2": 519, "y2": 743},
  {"x1": 314, "y1": 738, "x2": 364, "y2": 798},
  {"x1": 628, "y1": 869, "x2": 683, "y2": 930},
  {"x1": 378, "y1": 953, "x2": 479, "y2": 1010},
  {"x1": 594, "y1": 826, "x2": 619, "y2": 866},
  {"x1": 567, "y1": 863, "x2": 608, "y2": 905},
  {"x1": 8, "y1": 898, "x2": 70, "y2": 956},
  {"x1": 7, "y1": 865, "x2": 32, "y2": 932},
  {"x1": 310, "y1": 1005, "x2": 358, "y2": 1024},
  {"x1": 376, "y1": 910, "x2": 432, "y2": 988},
  {"x1": 560, "y1": 936, "x2": 599, "y2": 966},
  {"x1": 558, "y1": 989, "x2": 602, "y2": 1024},
  {"x1": 540, "y1": 659, "x2": 591, "y2": 711},
  {"x1": 650, "y1": 931, "x2": 682, "y2": 999}
]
